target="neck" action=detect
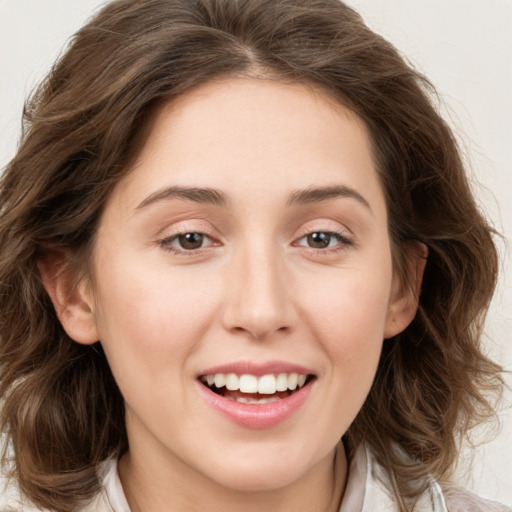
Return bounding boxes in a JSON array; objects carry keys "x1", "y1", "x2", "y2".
[{"x1": 118, "y1": 443, "x2": 347, "y2": 512}]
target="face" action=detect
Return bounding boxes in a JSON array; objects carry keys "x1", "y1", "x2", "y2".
[{"x1": 62, "y1": 78, "x2": 418, "y2": 492}]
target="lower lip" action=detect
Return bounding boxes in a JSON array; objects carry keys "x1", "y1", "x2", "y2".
[{"x1": 197, "y1": 381, "x2": 313, "y2": 429}]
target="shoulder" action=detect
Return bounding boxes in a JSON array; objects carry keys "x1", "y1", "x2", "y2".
[
  {"x1": 342, "y1": 443, "x2": 449, "y2": 512},
  {"x1": 0, "y1": 489, "x2": 115, "y2": 512},
  {"x1": 78, "y1": 460, "x2": 119, "y2": 512},
  {"x1": 441, "y1": 482, "x2": 512, "y2": 512},
  {"x1": 77, "y1": 491, "x2": 114, "y2": 512},
  {"x1": 351, "y1": 443, "x2": 511, "y2": 512},
  {"x1": 79, "y1": 459, "x2": 129, "y2": 512},
  {"x1": 0, "y1": 461, "x2": 117, "y2": 512}
]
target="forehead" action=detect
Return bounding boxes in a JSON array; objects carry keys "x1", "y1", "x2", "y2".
[{"x1": 106, "y1": 77, "x2": 386, "y2": 218}]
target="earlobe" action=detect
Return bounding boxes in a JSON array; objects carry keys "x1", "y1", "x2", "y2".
[
  {"x1": 38, "y1": 251, "x2": 99, "y2": 345},
  {"x1": 384, "y1": 242, "x2": 428, "y2": 339}
]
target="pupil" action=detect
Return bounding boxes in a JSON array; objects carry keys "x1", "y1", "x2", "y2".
[
  {"x1": 179, "y1": 233, "x2": 204, "y2": 250},
  {"x1": 307, "y1": 232, "x2": 330, "y2": 248}
]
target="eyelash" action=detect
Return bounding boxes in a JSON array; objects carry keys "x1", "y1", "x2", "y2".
[
  {"x1": 157, "y1": 229, "x2": 353, "y2": 256},
  {"x1": 293, "y1": 230, "x2": 354, "y2": 254},
  {"x1": 157, "y1": 231, "x2": 217, "y2": 256}
]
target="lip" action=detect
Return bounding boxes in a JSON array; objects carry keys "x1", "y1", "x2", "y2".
[
  {"x1": 196, "y1": 360, "x2": 315, "y2": 429},
  {"x1": 197, "y1": 360, "x2": 314, "y2": 377}
]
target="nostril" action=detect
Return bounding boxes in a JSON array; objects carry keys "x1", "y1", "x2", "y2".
[{"x1": 221, "y1": 269, "x2": 294, "y2": 339}]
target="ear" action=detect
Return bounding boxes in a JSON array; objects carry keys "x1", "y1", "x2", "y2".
[
  {"x1": 38, "y1": 250, "x2": 99, "y2": 345},
  {"x1": 384, "y1": 242, "x2": 428, "y2": 339}
]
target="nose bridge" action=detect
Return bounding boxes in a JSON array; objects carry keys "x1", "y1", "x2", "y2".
[{"x1": 223, "y1": 237, "x2": 292, "y2": 339}]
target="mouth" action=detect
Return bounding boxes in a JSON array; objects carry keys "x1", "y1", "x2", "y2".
[{"x1": 198, "y1": 372, "x2": 315, "y2": 405}]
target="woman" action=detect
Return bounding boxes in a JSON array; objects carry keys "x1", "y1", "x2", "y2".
[{"x1": 0, "y1": 0, "x2": 508, "y2": 511}]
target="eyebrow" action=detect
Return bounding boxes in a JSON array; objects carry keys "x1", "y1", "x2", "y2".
[
  {"x1": 287, "y1": 185, "x2": 372, "y2": 211},
  {"x1": 136, "y1": 186, "x2": 228, "y2": 210},
  {"x1": 136, "y1": 184, "x2": 371, "y2": 212}
]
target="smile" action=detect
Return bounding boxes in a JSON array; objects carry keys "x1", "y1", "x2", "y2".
[
  {"x1": 200, "y1": 373, "x2": 308, "y2": 398},
  {"x1": 199, "y1": 372, "x2": 312, "y2": 404},
  {"x1": 197, "y1": 364, "x2": 316, "y2": 429}
]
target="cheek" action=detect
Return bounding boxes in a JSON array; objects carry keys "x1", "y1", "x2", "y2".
[
  {"x1": 300, "y1": 268, "x2": 391, "y2": 428},
  {"x1": 92, "y1": 256, "x2": 220, "y2": 380},
  {"x1": 300, "y1": 268, "x2": 391, "y2": 343},
  {"x1": 295, "y1": 262, "x2": 392, "y2": 392}
]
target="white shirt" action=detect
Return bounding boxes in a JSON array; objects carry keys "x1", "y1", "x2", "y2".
[
  {"x1": 6, "y1": 442, "x2": 509, "y2": 511},
  {"x1": 80, "y1": 443, "x2": 456, "y2": 512}
]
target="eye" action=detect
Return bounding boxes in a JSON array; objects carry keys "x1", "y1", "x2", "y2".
[
  {"x1": 159, "y1": 232, "x2": 215, "y2": 253},
  {"x1": 295, "y1": 231, "x2": 352, "y2": 250}
]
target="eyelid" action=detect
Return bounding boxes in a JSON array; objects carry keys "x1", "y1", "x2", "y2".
[
  {"x1": 292, "y1": 220, "x2": 356, "y2": 254},
  {"x1": 296, "y1": 230, "x2": 351, "y2": 243},
  {"x1": 156, "y1": 219, "x2": 217, "y2": 240},
  {"x1": 294, "y1": 230, "x2": 353, "y2": 249},
  {"x1": 156, "y1": 221, "x2": 221, "y2": 254},
  {"x1": 158, "y1": 231, "x2": 220, "y2": 256},
  {"x1": 294, "y1": 219, "x2": 354, "y2": 240}
]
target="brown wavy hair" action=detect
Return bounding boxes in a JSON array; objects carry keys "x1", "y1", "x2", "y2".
[{"x1": 0, "y1": 0, "x2": 503, "y2": 510}]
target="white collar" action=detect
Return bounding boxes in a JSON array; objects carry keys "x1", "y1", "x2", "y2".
[
  {"x1": 340, "y1": 443, "x2": 448, "y2": 512},
  {"x1": 98, "y1": 443, "x2": 448, "y2": 512},
  {"x1": 102, "y1": 458, "x2": 131, "y2": 512}
]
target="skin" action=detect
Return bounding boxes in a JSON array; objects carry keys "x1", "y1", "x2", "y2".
[{"x1": 41, "y1": 77, "x2": 423, "y2": 511}]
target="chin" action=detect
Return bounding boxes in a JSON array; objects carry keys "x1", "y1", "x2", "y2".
[
  {"x1": 196, "y1": 447, "x2": 314, "y2": 493},
  {"x1": 211, "y1": 466, "x2": 303, "y2": 493}
]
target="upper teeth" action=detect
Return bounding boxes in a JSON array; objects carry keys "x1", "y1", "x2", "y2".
[{"x1": 202, "y1": 373, "x2": 308, "y2": 394}]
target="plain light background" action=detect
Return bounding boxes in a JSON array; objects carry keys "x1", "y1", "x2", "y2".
[{"x1": 0, "y1": 0, "x2": 510, "y2": 507}]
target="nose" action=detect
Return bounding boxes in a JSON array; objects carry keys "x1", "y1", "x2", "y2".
[{"x1": 222, "y1": 245, "x2": 295, "y2": 340}]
